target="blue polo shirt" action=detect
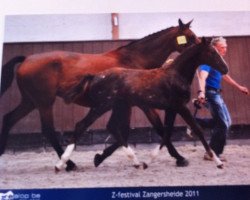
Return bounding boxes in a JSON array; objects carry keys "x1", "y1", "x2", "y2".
[{"x1": 199, "y1": 64, "x2": 222, "y2": 89}]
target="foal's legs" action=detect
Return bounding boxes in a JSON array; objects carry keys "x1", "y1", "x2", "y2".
[
  {"x1": 0, "y1": 98, "x2": 35, "y2": 155},
  {"x1": 94, "y1": 104, "x2": 166, "y2": 168},
  {"x1": 141, "y1": 108, "x2": 188, "y2": 166},
  {"x1": 94, "y1": 105, "x2": 188, "y2": 168},
  {"x1": 160, "y1": 109, "x2": 189, "y2": 166},
  {"x1": 94, "y1": 103, "x2": 131, "y2": 167},
  {"x1": 93, "y1": 103, "x2": 146, "y2": 169},
  {"x1": 177, "y1": 106, "x2": 223, "y2": 168}
]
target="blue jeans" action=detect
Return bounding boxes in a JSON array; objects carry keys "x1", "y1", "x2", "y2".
[{"x1": 196, "y1": 89, "x2": 231, "y2": 155}]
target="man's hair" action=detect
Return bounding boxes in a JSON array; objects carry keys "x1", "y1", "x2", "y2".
[{"x1": 211, "y1": 36, "x2": 227, "y2": 46}]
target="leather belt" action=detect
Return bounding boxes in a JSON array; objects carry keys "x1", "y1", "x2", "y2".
[{"x1": 206, "y1": 86, "x2": 221, "y2": 93}]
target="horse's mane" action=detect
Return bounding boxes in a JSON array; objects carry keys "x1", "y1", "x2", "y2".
[
  {"x1": 172, "y1": 43, "x2": 200, "y2": 67},
  {"x1": 115, "y1": 26, "x2": 175, "y2": 51}
]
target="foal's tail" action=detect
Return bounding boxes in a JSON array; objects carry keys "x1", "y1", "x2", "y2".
[
  {"x1": 0, "y1": 56, "x2": 26, "y2": 96},
  {"x1": 64, "y1": 74, "x2": 94, "y2": 104}
]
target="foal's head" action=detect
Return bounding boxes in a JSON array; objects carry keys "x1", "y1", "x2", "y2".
[{"x1": 198, "y1": 37, "x2": 228, "y2": 74}]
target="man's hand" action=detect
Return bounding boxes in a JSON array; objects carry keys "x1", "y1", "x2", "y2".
[
  {"x1": 198, "y1": 91, "x2": 206, "y2": 104},
  {"x1": 239, "y1": 86, "x2": 249, "y2": 95}
]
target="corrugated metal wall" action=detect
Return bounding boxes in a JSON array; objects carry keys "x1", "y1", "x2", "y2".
[{"x1": 1, "y1": 36, "x2": 250, "y2": 134}]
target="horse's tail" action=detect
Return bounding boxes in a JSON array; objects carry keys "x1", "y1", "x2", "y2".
[
  {"x1": 0, "y1": 56, "x2": 26, "y2": 96},
  {"x1": 64, "y1": 74, "x2": 94, "y2": 104}
]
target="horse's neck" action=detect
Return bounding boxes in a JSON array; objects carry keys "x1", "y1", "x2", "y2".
[
  {"x1": 115, "y1": 29, "x2": 177, "y2": 69},
  {"x1": 173, "y1": 48, "x2": 200, "y2": 84}
]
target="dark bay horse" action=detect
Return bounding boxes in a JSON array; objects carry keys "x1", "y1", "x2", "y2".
[
  {"x1": 59, "y1": 38, "x2": 228, "y2": 170},
  {"x1": 0, "y1": 19, "x2": 199, "y2": 171}
]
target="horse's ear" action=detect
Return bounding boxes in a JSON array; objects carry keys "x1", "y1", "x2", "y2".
[
  {"x1": 186, "y1": 19, "x2": 193, "y2": 28},
  {"x1": 207, "y1": 37, "x2": 212, "y2": 44},
  {"x1": 178, "y1": 19, "x2": 193, "y2": 29},
  {"x1": 201, "y1": 37, "x2": 211, "y2": 46},
  {"x1": 201, "y1": 37, "x2": 213, "y2": 45},
  {"x1": 201, "y1": 37, "x2": 206, "y2": 45},
  {"x1": 178, "y1": 19, "x2": 185, "y2": 29}
]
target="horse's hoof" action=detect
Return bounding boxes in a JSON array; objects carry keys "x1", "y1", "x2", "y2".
[
  {"x1": 65, "y1": 161, "x2": 77, "y2": 172},
  {"x1": 0, "y1": 148, "x2": 5, "y2": 156},
  {"x1": 94, "y1": 154, "x2": 103, "y2": 167},
  {"x1": 142, "y1": 162, "x2": 148, "y2": 169},
  {"x1": 55, "y1": 166, "x2": 61, "y2": 173},
  {"x1": 66, "y1": 165, "x2": 77, "y2": 172},
  {"x1": 133, "y1": 164, "x2": 140, "y2": 169},
  {"x1": 176, "y1": 158, "x2": 189, "y2": 167},
  {"x1": 217, "y1": 164, "x2": 224, "y2": 169}
]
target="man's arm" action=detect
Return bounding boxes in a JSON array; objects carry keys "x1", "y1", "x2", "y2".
[
  {"x1": 197, "y1": 70, "x2": 209, "y2": 102},
  {"x1": 223, "y1": 74, "x2": 249, "y2": 95}
]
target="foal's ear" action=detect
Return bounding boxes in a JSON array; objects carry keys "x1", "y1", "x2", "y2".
[
  {"x1": 201, "y1": 37, "x2": 209, "y2": 45},
  {"x1": 201, "y1": 37, "x2": 206, "y2": 44},
  {"x1": 201, "y1": 37, "x2": 212, "y2": 45}
]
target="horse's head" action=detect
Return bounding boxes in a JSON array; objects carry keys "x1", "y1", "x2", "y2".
[
  {"x1": 115, "y1": 19, "x2": 200, "y2": 69},
  {"x1": 198, "y1": 37, "x2": 228, "y2": 74},
  {"x1": 173, "y1": 19, "x2": 200, "y2": 52}
]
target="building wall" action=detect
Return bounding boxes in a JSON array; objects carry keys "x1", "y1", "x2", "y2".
[
  {"x1": 4, "y1": 12, "x2": 250, "y2": 43},
  {"x1": 4, "y1": 14, "x2": 112, "y2": 42}
]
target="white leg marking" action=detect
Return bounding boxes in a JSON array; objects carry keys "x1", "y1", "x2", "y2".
[
  {"x1": 211, "y1": 150, "x2": 223, "y2": 168},
  {"x1": 150, "y1": 144, "x2": 161, "y2": 162},
  {"x1": 122, "y1": 146, "x2": 140, "y2": 166},
  {"x1": 186, "y1": 128, "x2": 193, "y2": 138},
  {"x1": 55, "y1": 160, "x2": 66, "y2": 170},
  {"x1": 55, "y1": 144, "x2": 75, "y2": 171}
]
